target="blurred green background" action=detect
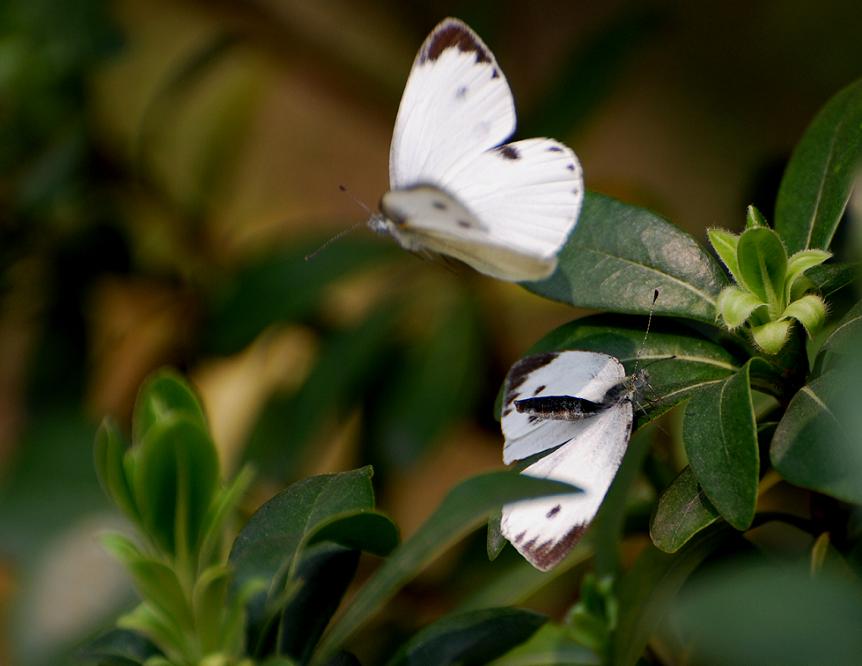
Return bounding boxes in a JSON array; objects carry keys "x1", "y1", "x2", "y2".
[{"x1": 1, "y1": 1, "x2": 861, "y2": 664}]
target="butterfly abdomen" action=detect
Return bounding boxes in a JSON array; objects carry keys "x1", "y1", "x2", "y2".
[{"x1": 514, "y1": 395, "x2": 605, "y2": 421}]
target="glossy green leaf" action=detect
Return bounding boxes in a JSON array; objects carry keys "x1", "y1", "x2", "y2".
[
  {"x1": 486, "y1": 509, "x2": 506, "y2": 561},
  {"x1": 76, "y1": 628, "x2": 160, "y2": 666},
  {"x1": 784, "y1": 249, "x2": 831, "y2": 302},
  {"x1": 94, "y1": 417, "x2": 138, "y2": 521},
  {"x1": 308, "y1": 511, "x2": 399, "y2": 557},
  {"x1": 707, "y1": 228, "x2": 742, "y2": 283},
  {"x1": 650, "y1": 466, "x2": 720, "y2": 553},
  {"x1": 683, "y1": 361, "x2": 758, "y2": 530},
  {"x1": 387, "y1": 608, "x2": 546, "y2": 666},
  {"x1": 610, "y1": 527, "x2": 730, "y2": 666},
  {"x1": 775, "y1": 77, "x2": 862, "y2": 253},
  {"x1": 771, "y1": 371, "x2": 862, "y2": 504},
  {"x1": 782, "y1": 294, "x2": 827, "y2": 336},
  {"x1": 671, "y1": 562, "x2": 862, "y2": 665},
  {"x1": 229, "y1": 467, "x2": 378, "y2": 594},
  {"x1": 736, "y1": 227, "x2": 787, "y2": 309},
  {"x1": 313, "y1": 471, "x2": 579, "y2": 664},
  {"x1": 490, "y1": 623, "x2": 599, "y2": 666},
  {"x1": 197, "y1": 464, "x2": 255, "y2": 568},
  {"x1": 279, "y1": 543, "x2": 361, "y2": 664},
  {"x1": 815, "y1": 299, "x2": 862, "y2": 374},
  {"x1": 132, "y1": 369, "x2": 208, "y2": 446},
  {"x1": 525, "y1": 315, "x2": 739, "y2": 422},
  {"x1": 716, "y1": 286, "x2": 765, "y2": 329},
  {"x1": 132, "y1": 415, "x2": 219, "y2": 555},
  {"x1": 204, "y1": 238, "x2": 398, "y2": 355},
  {"x1": 805, "y1": 261, "x2": 859, "y2": 297},
  {"x1": 117, "y1": 603, "x2": 188, "y2": 664},
  {"x1": 527, "y1": 193, "x2": 727, "y2": 323}
]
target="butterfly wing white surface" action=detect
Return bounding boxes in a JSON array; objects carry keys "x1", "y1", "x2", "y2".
[
  {"x1": 498, "y1": 350, "x2": 631, "y2": 571},
  {"x1": 389, "y1": 18, "x2": 516, "y2": 190},
  {"x1": 382, "y1": 138, "x2": 583, "y2": 281},
  {"x1": 501, "y1": 402, "x2": 633, "y2": 571},
  {"x1": 501, "y1": 351, "x2": 625, "y2": 464}
]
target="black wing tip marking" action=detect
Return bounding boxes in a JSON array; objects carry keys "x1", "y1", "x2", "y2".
[
  {"x1": 505, "y1": 352, "x2": 558, "y2": 402},
  {"x1": 420, "y1": 18, "x2": 492, "y2": 65},
  {"x1": 522, "y1": 523, "x2": 588, "y2": 571}
]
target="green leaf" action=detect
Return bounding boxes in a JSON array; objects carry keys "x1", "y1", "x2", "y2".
[
  {"x1": 486, "y1": 509, "x2": 507, "y2": 561},
  {"x1": 308, "y1": 511, "x2": 399, "y2": 557},
  {"x1": 782, "y1": 294, "x2": 827, "y2": 336},
  {"x1": 133, "y1": 415, "x2": 219, "y2": 556},
  {"x1": 76, "y1": 628, "x2": 160, "y2": 666},
  {"x1": 102, "y1": 533, "x2": 195, "y2": 634},
  {"x1": 387, "y1": 608, "x2": 546, "y2": 666},
  {"x1": 805, "y1": 261, "x2": 860, "y2": 297},
  {"x1": 490, "y1": 623, "x2": 599, "y2": 665},
  {"x1": 751, "y1": 318, "x2": 793, "y2": 354},
  {"x1": 610, "y1": 527, "x2": 730, "y2": 666},
  {"x1": 771, "y1": 371, "x2": 862, "y2": 504},
  {"x1": 784, "y1": 249, "x2": 832, "y2": 303},
  {"x1": 716, "y1": 286, "x2": 765, "y2": 329},
  {"x1": 279, "y1": 543, "x2": 361, "y2": 664},
  {"x1": 192, "y1": 565, "x2": 233, "y2": 654},
  {"x1": 527, "y1": 193, "x2": 727, "y2": 323},
  {"x1": 117, "y1": 603, "x2": 188, "y2": 664},
  {"x1": 312, "y1": 471, "x2": 579, "y2": 664},
  {"x1": 815, "y1": 299, "x2": 862, "y2": 374},
  {"x1": 132, "y1": 369, "x2": 208, "y2": 445},
  {"x1": 775, "y1": 77, "x2": 862, "y2": 253},
  {"x1": 524, "y1": 315, "x2": 739, "y2": 421},
  {"x1": 94, "y1": 417, "x2": 138, "y2": 522},
  {"x1": 707, "y1": 228, "x2": 742, "y2": 283},
  {"x1": 670, "y1": 562, "x2": 862, "y2": 665},
  {"x1": 683, "y1": 361, "x2": 758, "y2": 530},
  {"x1": 745, "y1": 204, "x2": 768, "y2": 229},
  {"x1": 736, "y1": 227, "x2": 788, "y2": 311},
  {"x1": 197, "y1": 464, "x2": 255, "y2": 568},
  {"x1": 650, "y1": 467, "x2": 721, "y2": 553},
  {"x1": 229, "y1": 467, "x2": 381, "y2": 596}
]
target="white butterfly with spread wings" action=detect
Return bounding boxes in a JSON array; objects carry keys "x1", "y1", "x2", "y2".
[
  {"x1": 499, "y1": 351, "x2": 648, "y2": 571},
  {"x1": 369, "y1": 17, "x2": 583, "y2": 282}
]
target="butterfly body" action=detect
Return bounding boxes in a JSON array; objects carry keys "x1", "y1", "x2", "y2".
[
  {"x1": 500, "y1": 352, "x2": 647, "y2": 571},
  {"x1": 373, "y1": 18, "x2": 583, "y2": 282}
]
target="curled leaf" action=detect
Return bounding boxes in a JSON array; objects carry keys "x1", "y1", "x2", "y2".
[
  {"x1": 751, "y1": 319, "x2": 794, "y2": 355},
  {"x1": 717, "y1": 286, "x2": 765, "y2": 329},
  {"x1": 783, "y1": 294, "x2": 827, "y2": 337}
]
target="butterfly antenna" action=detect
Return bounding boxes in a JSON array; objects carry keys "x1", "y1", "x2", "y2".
[
  {"x1": 633, "y1": 289, "x2": 660, "y2": 374},
  {"x1": 304, "y1": 185, "x2": 371, "y2": 261}
]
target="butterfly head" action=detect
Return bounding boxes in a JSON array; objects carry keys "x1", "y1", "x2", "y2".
[{"x1": 367, "y1": 212, "x2": 392, "y2": 235}]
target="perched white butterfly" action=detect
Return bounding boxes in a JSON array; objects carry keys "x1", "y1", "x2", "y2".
[
  {"x1": 499, "y1": 351, "x2": 649, "y2": 571},
  {"x1": 368, "y1": 17, "x2": 583, "y2": 282}
]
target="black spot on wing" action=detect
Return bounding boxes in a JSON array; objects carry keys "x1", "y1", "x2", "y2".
[
  {"x1": 567, "y1": 163, "x2": 575, "y2": 171},
  {"x1": 457, "y1": 219, "x2": 472, "y2": 228},
  {"x1": 432, "y1": 200, "x2": 447, "y2": 210},
  {"x1": 533, "y1": 385, "x2": 546, "y2": 396},
  {"x1": 496, "y1": 145, "x2": 520, "y2": 160},
  {"x1": 421, "y1": 20, "x2": 492, "y2": 64},
  {"x1": 547, "y1": 145, "x2": 563, "y2": 152},
  {"x1": 455, "y1": 85, "x2": 467, "y2": 99},
  {"x1": 491, "y1": 67, "x2": 500, "y2": 78},
  {"x1": 546, "y1": 505, "x2": 561, "y2": 518},
  {"x1": 505, "y1": 353, "x2": 558, "y2": 401}
]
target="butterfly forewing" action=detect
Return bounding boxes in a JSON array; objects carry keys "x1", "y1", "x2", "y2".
[
  {"x1": 501, "y1": 351, "x2": 625, "y2": 464},
  {"x1": 389, "y1": 18, "x2": 516, "y2": 190}
]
